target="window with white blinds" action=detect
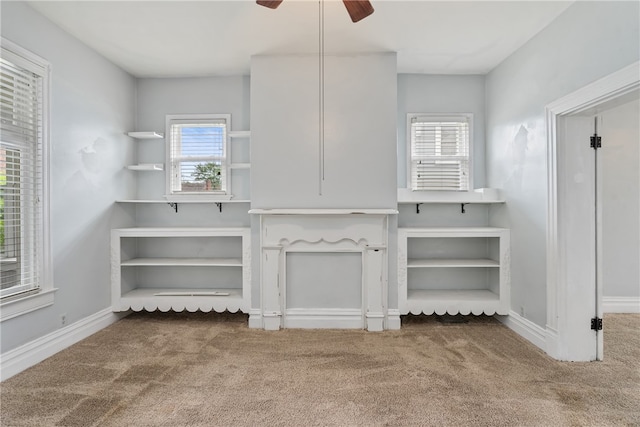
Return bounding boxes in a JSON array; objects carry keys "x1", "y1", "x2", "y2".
[
  {"x1": 409, "y1": 114, "x2": 471, "y2": 191},
  {"x1": 167, "y1": 115, "x2": 230, "y2": 195},
  {"x1": 1, "y1": 41, "x2": 48, "y2": 301}
]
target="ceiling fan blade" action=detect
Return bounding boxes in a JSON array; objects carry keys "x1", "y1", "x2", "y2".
[
  {"x1": 256, "y1": 0, "x2": 284, "y2": 9},
  {"x1": 343, "y1": 0, "x2": 374, "y2": 23}
]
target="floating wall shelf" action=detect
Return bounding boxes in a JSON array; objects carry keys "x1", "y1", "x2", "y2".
[
  {"x1": 127, "y1": 164, "x2": 164, "y2": 171},
  {"x1": 127, "y1": 131, "x2": 164, "y2": 139}
]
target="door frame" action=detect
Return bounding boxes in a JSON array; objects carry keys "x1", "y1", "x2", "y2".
[{"x1": 545, "y1": 61, "x2": 639, "y2": 361}]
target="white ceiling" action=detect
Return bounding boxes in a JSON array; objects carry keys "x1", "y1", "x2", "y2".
[{"x1": 27, "y1": 0, "x2": 573, "y2": 78}]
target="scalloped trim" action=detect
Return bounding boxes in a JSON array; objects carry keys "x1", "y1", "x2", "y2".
[
  {"x1": 122, "y1": 302, "x2": 246, "y2": 314},
  {"x1": 407, "y1": 307, "x2": 498, "y2": 316}
]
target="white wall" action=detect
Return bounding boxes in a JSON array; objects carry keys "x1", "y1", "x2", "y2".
[
  {"x1": 0, "y1": 2, "x2": 136, "y2": 352},
  {"x1": 397, "y1": 74, "x2": 486, "y2": 189},
  {"x1": 250, "y1": 53, "x2": 397, "y2": 209},
  {"x1": 486, "y1": 1, "x2": 640, "y2": 327},
  {"x1": 600, "y1": 98, "x2": 640, "y2": 300}
]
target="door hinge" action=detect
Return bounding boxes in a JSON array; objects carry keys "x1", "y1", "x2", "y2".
[
  {"x1": 591, "y1": 317, "x2": 603, "y2": 331},
  {"x1": 590, "y1": 135, "x2": 602, "y2": 150}
]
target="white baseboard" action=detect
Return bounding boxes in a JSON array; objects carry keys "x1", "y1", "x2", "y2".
[
  {"x1": 283, "y1": 308, "x2": 364, "y2": 329},
  {"x1": 248, "y1": 309, "x2": 262, "y2": 329},
  {"x1": 496, "y1": 311, "x2": 547, "y2": 352},
  {"x1": 603, "y1": 296, "x2": 640, "y2": 313},
  {"x1": 0, "y1": 308, "x2": 127, "y2": 381},
  {"x1": 386, "y1": 309, "x2": 401, "y2": 330}
]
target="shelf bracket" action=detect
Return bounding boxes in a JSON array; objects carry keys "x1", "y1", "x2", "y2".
[
  {"x1": 215, "y1": 202, "x2": 223, "y2": 213},
  {"x1": 416, "y1": 203, "x2": 423, "y2": 214},
  {"x1": 461, "y1": 203, "x2": 468, "y2": 214},
  {"x1": 168, "y1": 202, "x2": 178, "y2": 213}
]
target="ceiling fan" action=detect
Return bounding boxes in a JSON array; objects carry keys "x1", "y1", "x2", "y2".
[{"x1": 256, "y1": 0, "x2": 374, "y2": 23}]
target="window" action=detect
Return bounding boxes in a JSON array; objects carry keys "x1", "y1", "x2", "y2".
[
  {"x1": 408, "y1": 114, "x2": 472, "y2": 191},
  {"x1": 1, "y1": 39, "x2": 53, "y2": 319},
  {"x1": 166, "y1": 114, "x2": 230, "y2": 197}
]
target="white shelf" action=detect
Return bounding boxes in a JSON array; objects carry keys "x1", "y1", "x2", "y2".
[
  {"x1": 397, "y1": 188, "x2": 504, "y2": 204},
  {"x1": 229, "y1": 131, "x2": 251, "y2": 138},
  {"x1": 400, "y1": 226, "x2": 509, "y2": 235},
  {"x1": 113, "y1": 227, "x2": 250, "y2": 236},
  {"x1": 230, "y1": 163, "x2": 251, "y2": 169},
  {"x1": 249, "y1": 209, "x2": 398, "y2": 215},
  {"x1": 407, "y1": 259, "x2": 499, "y2": 268},
  {"x1": 408, "y1": 289, "x2": 500, "y2": 302},
  {"x1": 115, "y1": 199, "x2": 250, "y2": 204},
  {"x1": 117, "y1": 288, "x2": 244, "y2": 313},
  {"x1": 398, "y1": 227, "x2": 510, "y2": 316},
  {"x1": 405, "y1": 289, "x2": 502, "y2": 316},
  {"x1": 127, "y1": 131, "x2": 164, "y2": 139},
  {"x1": 111, "y1": 227, "x2": 251, "y2": 314},
  {"x1": 121, "y1": 257, "x2": 242, "y2": 267},
  {"x1": 127, "y1": 164, "x2": 163, "y2": 171}
]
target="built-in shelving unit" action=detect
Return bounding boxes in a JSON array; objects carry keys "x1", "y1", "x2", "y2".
[
  {"x1": 398, "y1": 227, "x2": 510, "y2": 316},
  {"x1": 111, "y1": 227, "x2": 251, "y2": 313}
]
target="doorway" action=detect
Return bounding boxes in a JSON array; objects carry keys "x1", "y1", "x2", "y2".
[
  {"x1": 546, "y1": 61, "x2": 639, "y2": 361},
  {"x1": 559, "y1": 94, "x2": 640, "y2": 360}
]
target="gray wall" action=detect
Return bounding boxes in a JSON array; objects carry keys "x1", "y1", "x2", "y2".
[
  {"x1": 600, "y1": 99, "x2": 640, "y2": 299},
  {"x1": 485, "y1": 1, "x2": 640, "y2": 326},
  {"x1": 397, "y1": 74, "x2": 486, "y2": 190},
  {"x1": 1, "y1": 2, "x2": 136, "y2": 352},
  {"x1": 250, "y1": 53, "x2": 397, "y2": 209},
  {"x1": 135, "y1": 76, "x2": 251, "y2": 203}
]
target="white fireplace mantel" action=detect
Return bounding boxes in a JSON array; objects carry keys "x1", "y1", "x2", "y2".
[{"x1": 250, "y1": 209, "x2": 398, "y2": 331}]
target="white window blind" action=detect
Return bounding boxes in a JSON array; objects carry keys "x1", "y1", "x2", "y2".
[
  {"x1": 168, "y1": 116, "x2": 229, "y2": 195},
  {"x1": 410, "y1": 115, "x2": 471, "y2": 191},
  {"x1": 0, "y1": 46, "x2": 46, "y2": 300}
]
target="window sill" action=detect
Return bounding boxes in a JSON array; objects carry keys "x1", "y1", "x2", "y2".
[{"x1": 0, "y1": 288, "x2": 57, "y2": 322}]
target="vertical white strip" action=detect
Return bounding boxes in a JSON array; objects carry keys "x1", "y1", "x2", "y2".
[
  {"x1": 318, "y1": 0, "x2": 325, "y2": 196},
  {"x1": 594, "y1": 115, "x2": 604, "y2": 360}
]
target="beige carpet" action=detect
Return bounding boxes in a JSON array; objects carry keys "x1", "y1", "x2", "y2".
[{"x1": 1, "y1": 313, "x2": 638, "y2": 427}]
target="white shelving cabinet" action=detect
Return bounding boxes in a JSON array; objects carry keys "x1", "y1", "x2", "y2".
[
  {"x1": 398, "y1": 227, "x2": 510, "y2": 316},
  {"x1": 111, "y1": 227, "x2": 251, "y2": 313}
]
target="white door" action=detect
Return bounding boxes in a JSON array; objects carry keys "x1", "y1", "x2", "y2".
[
  {"x1": 559, "y1": 96, "x2": 640, "y2": 361},
  {"x1": 558, "y1": 114, "x2": 599, "y2": 361}
]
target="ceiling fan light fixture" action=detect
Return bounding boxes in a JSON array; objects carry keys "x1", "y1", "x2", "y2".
[
  {"x1": 343, "y1": 0, "x2": 374, "y2": 23},
  {"x1": 256, "y1": 0, "x2": 284, "y2": 10},
  {"x1": 256, "y1": 0, "x2": 374, "y2": 22}
]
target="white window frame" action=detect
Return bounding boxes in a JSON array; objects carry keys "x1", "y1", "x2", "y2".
[
  {"x1": 165, "y1": 114, "x2": 232, "y2": 200},
  {"x1": 0, "y1": 38, "x2": 54, "y2": 322},
  {"x1": 406, "y1": 113, "x2": 474, "y2": 192}
]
